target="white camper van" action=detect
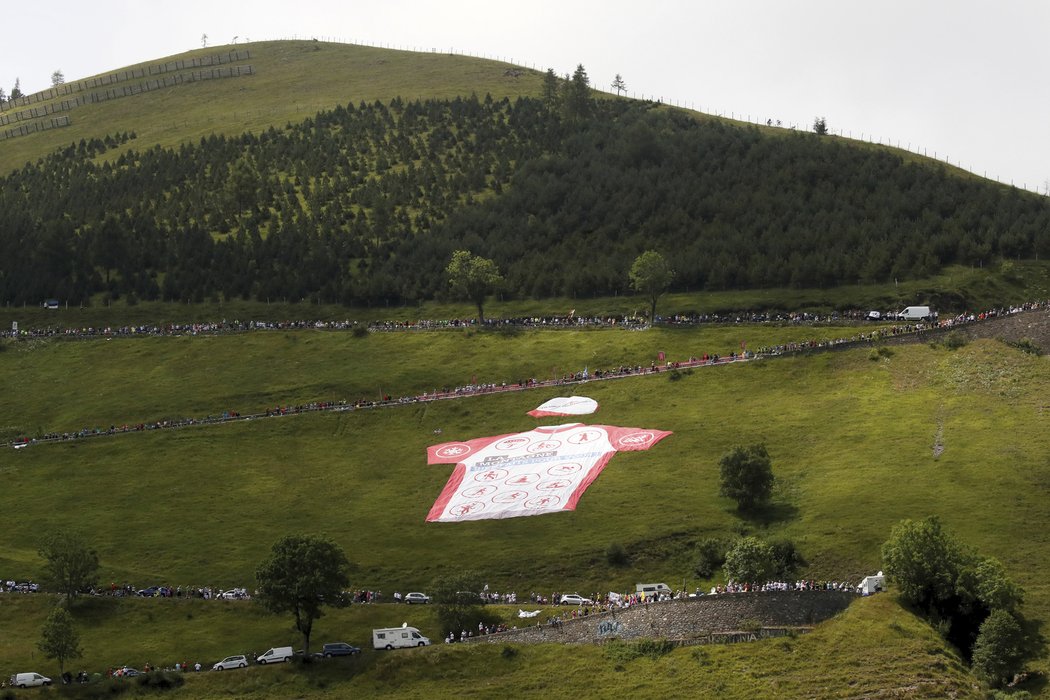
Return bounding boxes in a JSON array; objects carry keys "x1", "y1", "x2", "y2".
[
  {"x1": 256, "y1": 646, "x2": 294, "y2": 664},
  {"x1": 897, "y1": 306, "x2": 935, "y2": 321},
  {"x1": 857, "y1": 572, "x2": 885, "y2": 596},
  {"x1": 373, "y1": 625, "x2": 431, "y2": 650},
  {"x1": 636, "y1": 582, "x2": 672, "y2": 600}
]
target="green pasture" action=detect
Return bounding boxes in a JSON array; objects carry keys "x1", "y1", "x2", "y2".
[
  {"x1": 0, "y1": 324, "x2": 877, "y2": 440},
  {"x1": 2, "y1": 338, "x2": 1047, "y2": 603}
]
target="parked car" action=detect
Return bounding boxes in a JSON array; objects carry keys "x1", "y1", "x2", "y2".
[
  {"x1": 314, "y1": 642, "x2": 361, "y2": 658},
  {"x1": 559, "y1": 594, "x2": 594, "y2": 606},
  {"x1": 256, "y1": 646, "x2": 293, "y2": 664},
  {"x1": 219, "y1": 588, "x2": 250, "y2": 599},
  {"x1": 212, "y1": 655, "x2": 248, "y2": 671},
  {"x1": 9, "y1": 673, "x2": 51, "y2": 687},
  {"x1": 403, "y1": 592, "x2": 430, "y2": 604}
]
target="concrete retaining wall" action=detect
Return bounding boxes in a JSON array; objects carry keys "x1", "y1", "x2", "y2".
[{"x1": 467, "y1": 590, "x2": 858, "y2": 645}]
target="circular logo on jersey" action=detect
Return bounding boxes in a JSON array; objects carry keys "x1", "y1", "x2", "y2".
[
  {"x1": 504, "y1": 472, "x2": 540, "y2": 486},
  {"x1": 449, "y1": 501, "x2": 485, "y2": 517},
  {"x1": 524, "y1": 495, "x2": 561, "y2": 509},
  {"x1": 537, "y1": 479, "x2": 572, "y2": 491},
  {"x1": 547, "y1": 462, "x2": 582, "y2": 476},
  {"x1": 462, "y1": 485, "x2": 498, "y2": 499},
  {"x1": 567, "y1": 430, "x2": 603, "y2": 445},
  {"x1": 473, "y1": 468, "x2": 509, "y2": 482},
  {"x1": 492, "y1": 490, "x2": 530, "y2": 503},
  {"x1": 436, "y1": 443, "x2": 472, "y2": 459},
  {"x1": 494, "y1": 436, "x2": 531, "y2": 451},
  {"x1": 616, "y1": 431, "x2": 656, "y2": 448},
  {"x1": 527, "y1": 439, "x2": 562, "y2": 453}
]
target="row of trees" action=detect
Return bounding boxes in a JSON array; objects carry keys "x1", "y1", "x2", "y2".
[{"x1": 2, "y1": 87, "x2": 1047, "y2": 307}]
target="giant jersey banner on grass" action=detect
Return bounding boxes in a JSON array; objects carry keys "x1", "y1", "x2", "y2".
[{"x1": 426, "y1": 423, "x2": 671, "y2": 522}]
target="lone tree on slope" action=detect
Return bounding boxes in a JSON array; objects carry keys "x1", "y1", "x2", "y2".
[
  {"x1": 718, "y1": 443, "x2": 774, "y2": 512},
  {"x1": 446, "y1": 250, "x2": 503, "y2": 325},
  {"x1": 629, "y1": 250, "x2": 674, "y2": 325},
  {"x1": 255, "y1": 534, "x2": 351, "y2": 657},
  {"x1": 38, "y1": 530, "x2": 100, "y2": 605}
]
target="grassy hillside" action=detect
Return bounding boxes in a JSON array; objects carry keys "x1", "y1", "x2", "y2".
[
  {"x1": 0, "y1": 40, "x2": 545, "y2": 174},
  {"x1": 2, "y1": 332, "x2": 1048, "y2": 618},
  {"x1": 0, "y1": 594, "x2": 980, "y2": 699}
]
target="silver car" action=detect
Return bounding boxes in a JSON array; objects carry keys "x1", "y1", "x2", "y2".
[{"x1": 212, "y1": 655, "x2": 248, "y2": 671}]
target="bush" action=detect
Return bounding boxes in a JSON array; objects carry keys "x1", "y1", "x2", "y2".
[
  {"x1": 724, "y1": 537, "x2": 775, "y2": 582},
  {"x1": 972, "y1": 610, "x2": 1030, "y2": 689},
  {"x1": 1005, "y1": 338, "x2": 1043, "y2": 356},
  {"x1": 500, "y1": 645, "x2": 518, "y2": 659},
  {"x1": 942, "y1": 331, "x2": 968, "y2": 351},
  {"x1": 135, "y1": 670, "x2": 186, "y2": 689},
  {"x1": 694, "y1": 537, "x2": 727, "y2": 578},
  {"x1": 770, "y1": 539, "x2": 806, "y2": 578},
  {"x1": 605, "y1": 542, "x2": 629, "y2": 567},
  {"x1": 351, "y1": 325, "x2": 368, "y2": 338}
]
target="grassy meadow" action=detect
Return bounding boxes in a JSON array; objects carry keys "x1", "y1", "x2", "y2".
[{"x1": 1, "y1": 324, "x2": 1048, "y2": 696}]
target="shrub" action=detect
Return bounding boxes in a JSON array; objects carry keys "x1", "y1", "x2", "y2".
[
  {"x1": 972, "y1": 610, "x2": 1030, "y2": 688},
  {"x1": 1005, "y1": 337, "x2": 1043, "y2": 356},
  {"x1": 135, "y1": 670, "x2": 185, "y2": 689},
  {"x1": 351, "y1": 325, "x2": 368, "y2": 338},
  {"x1": 724, "y1": 537, "x2": 775, "y2": 582},
  {"x1": 694, "y1": 537, "x2": 727, "y2": 578},
  {"x1": 500, "y1": 645, "x2": 518, "y2": 659},
  {"x1": 942, "y1": 331, "x2": 968, "y2": 351},
  {"x1": 770, "y1": 539, "x2": 806, "y2": 578},
  {"x1": 605, "y1": 542, "x2": 629, "y2": 567}
]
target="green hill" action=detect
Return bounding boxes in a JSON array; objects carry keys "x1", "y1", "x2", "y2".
[
  {"x1": 2, "y1": 40, "x2": 1048, "y2": 697},
  {"x1": 1, "y1": 41, "x2": 1048, "y2": 309},
  {"x1": 1, "y1": 326, "x2": 1048, "y2": 694}
]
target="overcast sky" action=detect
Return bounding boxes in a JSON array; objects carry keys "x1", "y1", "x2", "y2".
[{"x1": 2, "y1": 0, "x2": 1048, "y2": 194}]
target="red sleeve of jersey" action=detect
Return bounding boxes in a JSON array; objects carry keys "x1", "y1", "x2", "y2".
[
  {"x1": 426, "y1": 464, "x2": 466, "y2": 521},
  {"x1": 599, "y1": 426, "x2": 673, "y2": 451}
]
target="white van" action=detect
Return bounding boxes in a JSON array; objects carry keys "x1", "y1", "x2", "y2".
[
  {"x1": 373, "y1": 625, "x2": 431, "y2": 650},
  {"x1": 636, "y1": 582, "x2": 672, "y2": 600},
  {"x1": 9, "y1": 672, "x2": 52, "y2": 687},
  {"x1": 256, "y1": 646, "x2": 294, "y2": 664},
  {"x1": 897, "y1": 306, "x2": 934, "y2": 321}
]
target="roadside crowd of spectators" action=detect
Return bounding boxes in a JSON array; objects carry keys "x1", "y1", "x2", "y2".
[
  {"x1": 4, "y1": 300, "x2": 1047, "y2": 450},
  {"x1": 708, "y1": 579, "x2": 854, "y2": 595}
]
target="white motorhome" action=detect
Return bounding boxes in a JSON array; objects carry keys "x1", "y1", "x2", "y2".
[
  {"x1": 857, "y1": 572, "x2": 885, "y2": 596},
  {"x1": 636, "y1": 582, "x2": 672, "y2": 600},
  {"x1": 373, "y1": 624, "x2": 431, "y2": 650},
  {"x1": 256, "y1": 646, "x2": 293, "y2": 664},
  {"x1": 897, "y1": 306, "x2": 935, "y2": 321}
]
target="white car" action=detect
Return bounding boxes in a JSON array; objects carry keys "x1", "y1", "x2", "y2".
[
  {"x1": 212, "y1": 655, "x2": 248, "y2": 671},
  {"x1": 403, "y1": 592, "x2": 430, "y2": 604},
  {"x1": 559, "y1": 594, "x2": 594, "y2": 606},
  {"x1": 9, "y1": 673, "x2": 51, "y2": 688}
]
